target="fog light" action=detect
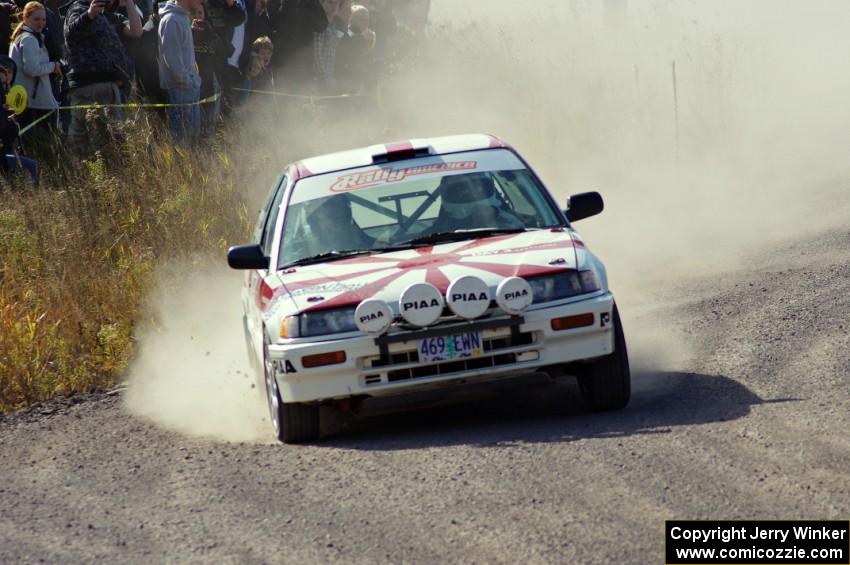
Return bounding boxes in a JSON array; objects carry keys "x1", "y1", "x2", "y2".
[
  {"x1": 495, "y1": 276, "x2": 533, "y2": 315},
  {"x1": 551, "y1": 313, "x2": 595, "y2": 331},
  {"x1": 302, "y1": 351, "x2": 347, "y2": 368}
]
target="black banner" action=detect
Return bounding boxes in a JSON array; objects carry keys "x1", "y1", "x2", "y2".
[{"x1": 666, "y1": 520, "x2": 850, "y2": 564}]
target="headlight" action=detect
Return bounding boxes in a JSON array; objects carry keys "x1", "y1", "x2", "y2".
[
  {"x1": 527, "y1": 270, "x2": 600, "y2": 304},
  {"x1": 578, "y1": 270, "x2": 601, "y2": 292},
  {"x1": 291, "y1": 307, "x2": 358, "y2": 337}
]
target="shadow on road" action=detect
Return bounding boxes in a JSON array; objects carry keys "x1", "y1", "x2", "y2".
[{"x1": 316, "y1": 371, "x2": 774, "y2": 450}]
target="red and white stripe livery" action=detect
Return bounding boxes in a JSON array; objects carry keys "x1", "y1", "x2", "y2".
[{"x1": 229, "y1": 133, "x2": 629, "y2": 443}]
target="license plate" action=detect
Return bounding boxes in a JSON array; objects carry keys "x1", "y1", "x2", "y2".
[{"x1": 417, "y1": 332, "x2": 483, "y2": 363}]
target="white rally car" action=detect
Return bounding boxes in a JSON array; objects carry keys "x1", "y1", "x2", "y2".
[{"x1": 228, "y1": 134, "x2": 630, "y2": 443}]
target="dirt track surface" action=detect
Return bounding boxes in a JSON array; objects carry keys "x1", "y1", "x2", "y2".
[{"x1": 1, "y1": 229, "x2": 848, "y2": 564}]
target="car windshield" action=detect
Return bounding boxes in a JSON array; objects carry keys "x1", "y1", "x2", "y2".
[{"x1": 278, "y1": 148, "x2": 564, "y2": 269}]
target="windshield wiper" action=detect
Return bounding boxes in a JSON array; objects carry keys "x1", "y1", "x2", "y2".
[
  {"x1": 281, "y1": 249, "x2": 375, "y2": 269},
  {"x1": 395, "y1": 227, "x2": 527, "y2": 248},
  {"x1": 283, "y1": 228, "x2": 530, "y2": 267}
]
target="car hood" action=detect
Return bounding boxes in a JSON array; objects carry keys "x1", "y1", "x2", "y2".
[{"x1": 275, "y1": 230, "x2": 580, "y2": 314}]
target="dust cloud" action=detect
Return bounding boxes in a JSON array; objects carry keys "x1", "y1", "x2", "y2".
[
  {"x1": 125, "y1": 1, "x2": 850, "y2": 438},
  {"x1": 390, "y1": 1, "x2": 850, "y2": 372},
  {"x1": 124, "y1": 266, "x2": 270, "y2": 443},
  {"x1": 417, "y1": 1, "x2": 850, "y2": 278}
]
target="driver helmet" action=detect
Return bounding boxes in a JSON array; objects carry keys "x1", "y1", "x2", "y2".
[
  {"x1": 307, "y1": 193, "x2": 353, "y2": 227},
  {"x1": 439, "y1": 173, "x2": 501, "y2": 220}
]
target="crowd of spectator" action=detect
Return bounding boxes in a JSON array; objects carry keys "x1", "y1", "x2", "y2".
[{"x1": 0, "y1": 0, "x2": 431, "y2": 181}]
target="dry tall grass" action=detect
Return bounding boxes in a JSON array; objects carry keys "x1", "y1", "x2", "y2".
[{"x1": 0, "y1": 120, "x2": 254, "y2": 411}]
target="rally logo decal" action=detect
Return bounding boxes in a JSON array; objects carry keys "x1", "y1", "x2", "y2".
[{"x1": 330, "y1": 161, "x2": 478, "y2": 192}]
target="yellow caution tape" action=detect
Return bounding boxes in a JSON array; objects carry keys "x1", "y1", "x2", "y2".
[
  {"x1": 59, "y1": 91, "x2": 221, "y2": 111},
  {"x1": 17, "y1": 88, "x2": 365, "y2": 137},
  {"x1": 17, "y1": 92, "x2": 221, "y2": 136},
  {"x1": 232, "y1": 87, "x2": 366, "y2": 101}
]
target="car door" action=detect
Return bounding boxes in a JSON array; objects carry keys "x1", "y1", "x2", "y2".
[{"x1": 244, "y1": 175, "x2": 288, "y2": 350}]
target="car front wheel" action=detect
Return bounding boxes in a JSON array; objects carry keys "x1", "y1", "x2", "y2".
[
  {"x1": 264, "y1": 343, "x2": 320, "y2": 444},
  {"x1": 576, "y1": 304, "x2": 631, "y2": 411}
]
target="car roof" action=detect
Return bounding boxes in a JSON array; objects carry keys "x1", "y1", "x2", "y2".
[{"x1": 290, "y1": 134, "x2": 512, "y2": 181}]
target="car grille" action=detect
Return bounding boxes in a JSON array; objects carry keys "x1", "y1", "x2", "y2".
[{"x1": 364, "y1": 331, "x2": 535, "y2": 384}]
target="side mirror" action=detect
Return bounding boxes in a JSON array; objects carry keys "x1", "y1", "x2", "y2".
[
  {"x1": 227, "y1": 244, "x2": 269, "y2": 270},
  {"x1": 565, "y1": 191, "x2": 604, "y2": 222}
]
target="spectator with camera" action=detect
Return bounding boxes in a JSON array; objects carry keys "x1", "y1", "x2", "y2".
[{"x1": 63, "y1": 0, "x2": 142, "y2": 149}]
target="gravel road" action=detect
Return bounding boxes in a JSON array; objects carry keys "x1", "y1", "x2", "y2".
[{"x1": 1, "y1": 227, "x2": 848, "y2": 564}]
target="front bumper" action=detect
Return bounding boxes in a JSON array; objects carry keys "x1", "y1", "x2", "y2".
[{"x1": 269, "y1": 292, "x2": 615, "y2": 403}]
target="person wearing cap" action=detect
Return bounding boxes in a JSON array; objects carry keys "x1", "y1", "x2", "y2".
[
  {"x1": 305, "y1": 193, "x2": 374, "y2": 255},
  {"x1": 0, "y1": 55, "x2": 38, "y2": 182},
  {"x1": 431, "y1": 173, "x2": 524, "y2": 233}
]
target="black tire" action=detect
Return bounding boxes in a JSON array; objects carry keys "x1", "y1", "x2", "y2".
[
  {"x1": 577, "y1": 304, "x2": 631, "y2": 411},
  {"x1": 263, "y1": 343, "x2": 320, "y2": 444}
]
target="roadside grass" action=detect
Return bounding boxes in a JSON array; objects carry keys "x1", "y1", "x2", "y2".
[{"x1": 0, "y1": 122, "x2": 255, "y2": 411}]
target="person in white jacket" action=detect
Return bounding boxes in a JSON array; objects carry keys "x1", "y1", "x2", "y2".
[{"x1": 9, "y1": 1, "x2": 60, "y2": 143}]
